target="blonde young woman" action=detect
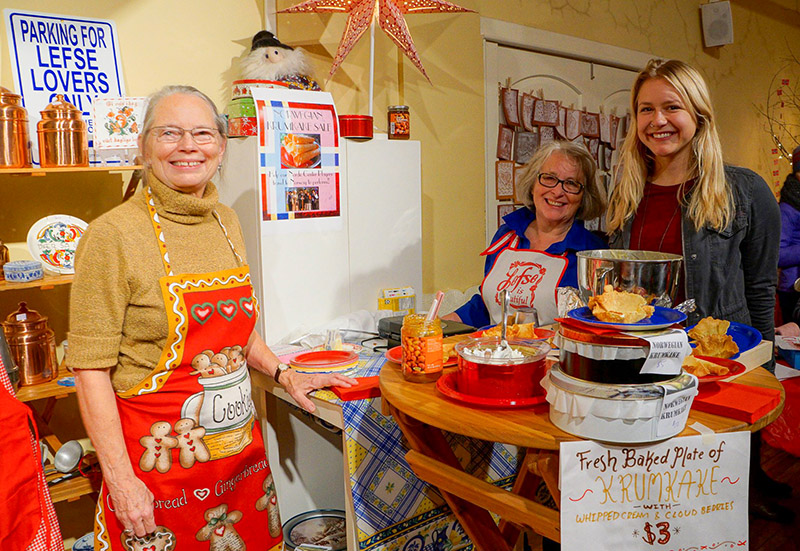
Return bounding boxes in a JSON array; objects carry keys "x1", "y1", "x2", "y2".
[
  {"x1": 607, "y1": 59, "x2": 779, "y2": 339},
  {"x1": 607, "y1": 59, "x2": 791, "y2": 524}
]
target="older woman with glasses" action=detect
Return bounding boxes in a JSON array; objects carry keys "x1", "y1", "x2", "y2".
[
  {"x1": 445, "y1": 140, "x2": 607, "y2": 328},
  {"x1": 66, "y1": 85, "x2": 354, "y2": 547}
]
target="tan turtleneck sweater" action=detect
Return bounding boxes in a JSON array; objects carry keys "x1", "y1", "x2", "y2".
[{"x1": 66, "y1": 174, "x2": 249, "y2": 391}]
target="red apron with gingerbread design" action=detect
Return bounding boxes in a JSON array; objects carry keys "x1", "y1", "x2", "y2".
[
  {"x1": 94, "y1": 188, "x2": 282, "y2": 551},
  {"x1": 480, "y1": 237, "x2": 568, "y2": 327}
]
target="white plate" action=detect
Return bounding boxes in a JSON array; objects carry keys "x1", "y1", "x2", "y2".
[{"x1": 27, "y1": 215, "x2": 88, "y2": 275}]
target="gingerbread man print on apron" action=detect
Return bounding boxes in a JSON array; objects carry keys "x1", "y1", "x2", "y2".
[{"x1": 94, "y1": 188, "x2": 283, "y2": 551}]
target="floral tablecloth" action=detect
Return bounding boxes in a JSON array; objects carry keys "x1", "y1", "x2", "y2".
[{"x1": 309, "y1": 350, "x2": 523, "y2": 551}]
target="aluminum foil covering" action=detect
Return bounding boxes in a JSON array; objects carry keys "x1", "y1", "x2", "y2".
[{"x1": 557, "y1": 286, "x2": 584, "y2": 318}]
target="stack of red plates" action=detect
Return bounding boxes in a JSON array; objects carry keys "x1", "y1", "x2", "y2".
[{"x1": 290, "y1": 350, "x2": 359, "y2": 373}]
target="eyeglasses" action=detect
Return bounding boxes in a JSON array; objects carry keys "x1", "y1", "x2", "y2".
[
  {"x1": 537, "y1": 173, "x2": 585, "y2": 195},
  {"x1": 150, "y1": 126, "x2": 220, "y2": 144}
]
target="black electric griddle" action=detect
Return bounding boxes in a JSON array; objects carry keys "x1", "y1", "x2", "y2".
[{"x1": 377, "y1": 315, "x2": 475, "y2": 348}]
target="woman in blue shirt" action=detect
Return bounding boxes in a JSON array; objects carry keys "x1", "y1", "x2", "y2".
[{"x1": 445, "y1": 141, "x2": 607, "y2": 327}]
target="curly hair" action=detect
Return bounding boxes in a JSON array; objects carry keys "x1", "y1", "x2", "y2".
[{"x1": 515, "y1": 140, "x2": 606, "y2": 221}]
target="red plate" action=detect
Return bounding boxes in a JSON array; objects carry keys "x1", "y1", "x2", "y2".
[
  {"x1": 469, "y1": 327, "x2": 555, "y2": 340},
  {"x1": 291, "y1": 350, "x2": 358, "y2": 370},
  {"x1": 384, "y1": 345, "x2": 457, "y2": 367},
  {"x1": 690, "y1": 355, "x2": 746, "y2": 383},
  {"x1": 385, "y1": 346, "x2": 402, "y2": 364},
  {"x1": 435, "y1": 371, "x2": 547, "y2": 409}
]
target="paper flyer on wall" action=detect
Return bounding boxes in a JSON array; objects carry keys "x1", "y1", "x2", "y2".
[
  {"x1": 251, "y1": 88, "x2": 340, "y2": 221},
  {"x1": 560, "y1": 432, "x2": 750, "y2": 550}
]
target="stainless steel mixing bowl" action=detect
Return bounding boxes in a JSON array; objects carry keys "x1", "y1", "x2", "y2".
[{"x1": 576, "y1": 250, "x2": 683, "y2": 306}]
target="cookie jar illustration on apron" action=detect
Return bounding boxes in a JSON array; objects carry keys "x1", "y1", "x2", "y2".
[
  {"x1": 480, "y1": 233, "x2": 567, "y2": 326},
  {"x1": 93, "y1": 188, "x2": 283, "y2": 551}
]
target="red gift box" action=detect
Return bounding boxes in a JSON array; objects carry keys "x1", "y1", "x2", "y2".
[
  {"x1": 692, "y1": 382, "x2": 782, "y2": 423},
  {"x1": 331, "y1": 376, "x2": 380, "y2": 401}
]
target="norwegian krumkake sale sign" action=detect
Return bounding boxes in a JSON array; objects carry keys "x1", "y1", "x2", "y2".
[
  {"x1": 4, "y1": 9, "x2": 125, "y2": 164},
  {"x1": 560, "y1": 432, "x2": 750, "y2": 550}
]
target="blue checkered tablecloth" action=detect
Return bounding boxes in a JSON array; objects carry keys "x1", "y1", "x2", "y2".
[{"x1": 309, "y1": 350, "x2": 523, "y2": 551}]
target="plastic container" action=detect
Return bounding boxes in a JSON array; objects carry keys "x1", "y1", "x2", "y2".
[
  {"x1": 388, "y1": 105, "x2": 410, "y2": 139},
  {"x1": 401, "y1": 314, "x2": 442, "y2": 382},
  {"x1": 455, "y1": 337, "x2": 550, "y2": 399},
  {"x1": 2, "y1": 260, "x2": 44, "y2": 283}
]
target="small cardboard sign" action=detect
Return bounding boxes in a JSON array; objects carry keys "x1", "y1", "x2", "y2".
[
  {"x1": 633, "y1": 329, "x2": 692, "y2": 375},
  {"x1": 560, "y1": 432, "x2": 750, "y2": 550}
]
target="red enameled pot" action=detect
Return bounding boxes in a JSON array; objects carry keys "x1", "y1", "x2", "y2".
[{"x1": 455, "y1": 337, "x2": 550, "y2": 399}]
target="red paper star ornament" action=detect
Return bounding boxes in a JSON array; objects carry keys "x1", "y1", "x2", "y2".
[{"x1": 278, "y1": 0, "x2": 474, "y2": 83}]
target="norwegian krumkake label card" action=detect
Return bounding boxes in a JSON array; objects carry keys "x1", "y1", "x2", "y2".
[{"x1": 627, "y1": 329, "x2": 692, "y2": 375}]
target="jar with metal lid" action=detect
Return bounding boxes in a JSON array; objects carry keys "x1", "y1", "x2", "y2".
[
  {"x1": 0, "y1": 86, "x2": 32, "y2": 168},
  {"x1": 37, "y1": 94, "x2": 89, "y2": 168},
  {"x1": 2, "y1": 302, "x2": 57, "y2": 386},
  {"x1": 388, "y1": 105, "x2": 410, "y2": 140},
  {"x1": 401, "y1": 314, "x2": 442, "y2": 382}
]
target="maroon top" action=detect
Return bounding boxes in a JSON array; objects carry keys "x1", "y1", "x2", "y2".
[{"x1": 629, "y1": 180, "x2": 695, "y2": 304}]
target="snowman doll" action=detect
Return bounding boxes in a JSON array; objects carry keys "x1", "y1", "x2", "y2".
[{"x1": 240, "y1": 30, "x2": 321, "y2": 91}]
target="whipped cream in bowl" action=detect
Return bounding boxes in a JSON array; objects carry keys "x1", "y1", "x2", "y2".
[{"x1": 453, "y1": 337, "x2": 550, "y2": 400}]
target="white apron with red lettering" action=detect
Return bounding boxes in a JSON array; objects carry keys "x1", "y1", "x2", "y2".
[{"x1": 480, "y1": 234, "x2": 567, "y2": 326}]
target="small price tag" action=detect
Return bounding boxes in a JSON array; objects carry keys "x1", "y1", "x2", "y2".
[
  {"x1": 16, "y1": 313, "x2": 27, "y2": 321},
  {"x1": 631, "y1": 329, "x2": 692, "y2": 375},
  {"x1": 657, "y1": 379, "x2": 698, "y2": 437}
]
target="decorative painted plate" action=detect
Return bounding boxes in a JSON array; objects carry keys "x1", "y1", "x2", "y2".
[
  {"x1": 26, "y1": 215, "x2": 88, "y2": 274},
  {"x1": 435, "y1": 371, "x2": 547, "y2": 409},
  {"x1": 686, "y1": 321, "x2": 761, "y2": 360},
  {"x1": 567, "y1": 306, "x2": 687, "y2": 331},
  {"x1": 72, "y1": 532, "x2": 94, "y2": 551}
]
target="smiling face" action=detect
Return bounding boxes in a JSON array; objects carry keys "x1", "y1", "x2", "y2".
[
  {"x1": 140, "y1": 93, "x2": 225, "y2": 197},
  {"x1": 532, "y1": 151, "x2": 584, "y2": 227},
  {"x1": 636, "y1": 77, "x2": 698, "y2": 167}
]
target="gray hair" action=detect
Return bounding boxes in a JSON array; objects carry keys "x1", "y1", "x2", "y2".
[
  {"x1": 140, "y1": 85, "x2": 227, "y2": 138},
  {"x1": 515, "y1": 140, "x2": 606, "y2": 221}
]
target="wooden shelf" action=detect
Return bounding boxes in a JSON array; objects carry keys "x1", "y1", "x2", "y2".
[
  {"x1": 47, "y1": 472, "x2": 97, "y2": 504},
  {"x1": 16, "y1": 365, "x2": 75, "y2": 403},
  {"x1": 0, "y1": 165, "x2": 142, "y2": 176},
  {"x1": 0, "y1": 273, "x2": 73, "y2": 292}
]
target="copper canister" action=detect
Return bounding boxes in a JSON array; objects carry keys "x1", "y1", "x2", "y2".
[
  {"x1": 2, "y1": 302, "x2": 57, "y2": 386},
  {"x1": 0, "y1": 86, "x2": 32, "y2": 168},
  {"x1": 37, "y1": 94, "x2": 89, "y2": 168}
]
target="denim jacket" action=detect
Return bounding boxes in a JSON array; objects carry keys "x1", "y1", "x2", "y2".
[{"x1": 610, "y1": 165, "x2": 780, "y2": 344}]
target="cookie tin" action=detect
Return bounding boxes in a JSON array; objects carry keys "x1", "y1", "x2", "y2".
[
  {"x1": 282, "y1": 508, "x2": 347, "y2": 551},
  {"x1": 338, "y1": 114, "x2": 373, "y2": 139},
  {"x1": 543, "y1": 362, "x2": 698, "y2": 443}
]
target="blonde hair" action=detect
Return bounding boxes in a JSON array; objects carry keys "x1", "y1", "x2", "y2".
[
  {"x1": 516, "y1": 140, "x2": 606, "y2": 221},
  {"x1": 606, "y1": 59, "x2": 731, "y2": 233}
]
